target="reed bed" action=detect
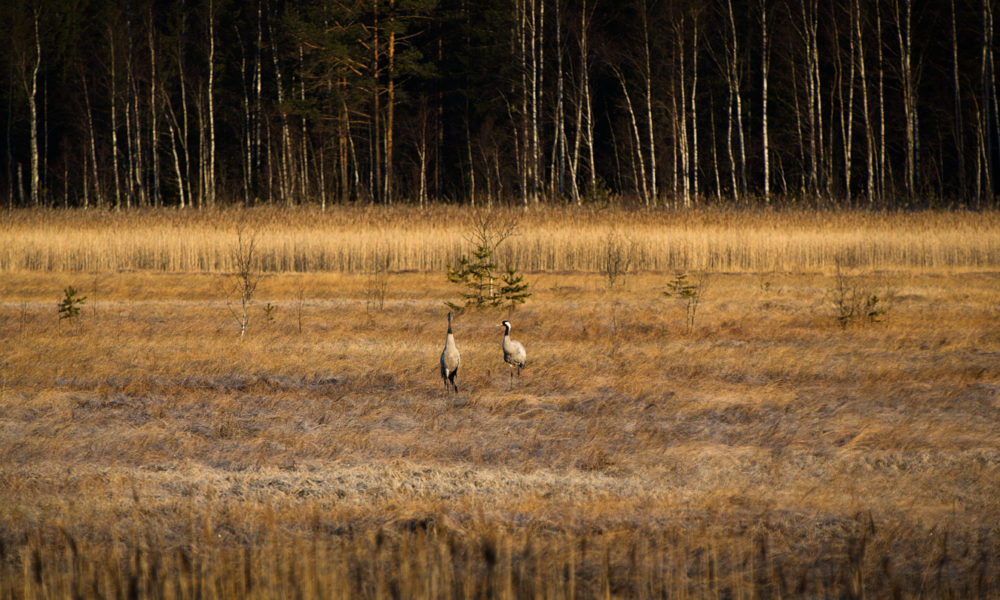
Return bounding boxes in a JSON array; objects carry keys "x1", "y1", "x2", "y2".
[{"x1": 2, "y1": 206, "x2": 998, "y2": 274}]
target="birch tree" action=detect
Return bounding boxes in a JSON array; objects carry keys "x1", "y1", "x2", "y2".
[
  {"x1": 760, "y1": 0, "x2": 770, "y2": 203},
  {"x1": 893, "y1": 0, "x2": 918, "y2": 202}
]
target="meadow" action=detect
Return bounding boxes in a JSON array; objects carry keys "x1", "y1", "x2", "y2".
[{"x1": 1, "y1": 206, "x2": 999, "y2": 598}]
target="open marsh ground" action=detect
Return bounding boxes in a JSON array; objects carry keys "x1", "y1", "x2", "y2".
[{"x1": 1, "y1": 207, "x2": 1000, "y2": 598}]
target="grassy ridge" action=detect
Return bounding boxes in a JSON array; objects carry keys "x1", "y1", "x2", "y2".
[
  {"x1": 2, "y1": 206, "x2": 999, "y2": 273},
  {"x1": 1, "y1": 210, "x2": 999, "y2": 597}
]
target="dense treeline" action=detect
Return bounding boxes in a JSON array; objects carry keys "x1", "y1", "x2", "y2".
[{"x1": 2, "y1": 0, "x2": 1000, "y2": 210}]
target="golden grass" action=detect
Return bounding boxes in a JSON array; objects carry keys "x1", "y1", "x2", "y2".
[
  {"x1": 1, "y1": 208, "x2": 999, "y2": 597},
  {"x1": 2, "y1": 205, "x2": 999, "y2": 273}
]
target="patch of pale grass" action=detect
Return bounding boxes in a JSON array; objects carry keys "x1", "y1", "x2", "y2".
[{"x1": 3, "y1": 206, "x2": 999, "y2": 273}]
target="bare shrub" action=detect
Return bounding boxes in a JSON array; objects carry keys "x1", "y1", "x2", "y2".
[
  {"x1": 603, "y1": 230, "x2": 637, "y2": 289},
  {"x1": 664, "y1": 272, "x2": 709, "y2": 333},
  {"x1": 366, "y1": 249, "x2": 391, "y2": 319},
  {"x1": 829, "y1": 261, "x2": 891, "y2": 329},
  {"x1": 229, "y1": 226, "x2": 260, "y2": 339}
]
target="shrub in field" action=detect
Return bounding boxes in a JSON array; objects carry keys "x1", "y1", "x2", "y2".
[
  {"x1": 365, "y1": 250, "x2": 391, "y2": 319},
  {"x1": 664, "y1": 272, "x2": 705, "y2": 333},
  {"x1": 447, "y1": 246, "x2": 531, "y2": 312},
  {"x1": 498, "y1": 266, "x2": 531, "y2": 314},
  {"x1": 603, "y1": 230, "x2": 636, "y2": 289},
  {"x1": 57, "y1": 285, "x2": 86, "y2": 322},
  {"x1": 262, "y1": 302, "x2": 276, "y2": 326},
  {"x1": 829, "y1": 263, "x2": 889, "y2": 329},
  {"x1": 447, "y1": 212, "x2": 530, "y2": 312},
  {"x1": 229, "y1": 227, "x2": 260, "y2": 338}
]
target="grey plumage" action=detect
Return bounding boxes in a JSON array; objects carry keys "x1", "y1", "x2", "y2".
[
  {"x1": 501, "y1": 320, "x2": 526, "y2": 387},
  {"x1": 440, "y1": 312, "x2": 461, "y2": 392}
]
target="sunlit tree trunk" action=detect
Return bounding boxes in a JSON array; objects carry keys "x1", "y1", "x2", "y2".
[
  {"x1": 674, "y1": 69, "x2": 684, "y2": 206},
  {"x1": 855, "y1": 0, "x2": 874, "y2": 205},
  {"x1": 760, "y1": 0, "x2": 770, "y2": 204},
  {"x1": 238, "y1": 29, "x2": 252, "y2": 204},
  {"x1": 951, "y1": 0, "x2": 967, "y2": 203},
  {"x1": 641, "y1": 0, "x2": 657, "y2": 205},
  {"x1": 270, "y1": 10, "x2": 292, "y2": 205},
  {"x1": 893, "y1": 0, "x2": 917, "y2": 203},
  {"x1": 371, "y1": 0, "x2": 381, "y2": 204},
  {"x1": 254, "y1": 0, "x2": 263, "y2": 203},
  {"x1": 28, "y1": 10, "x2": 40, "y2": 206},
  {"x1": 726, "y1": 0, "x2": 746, "y2": 199},
  {"x1": 709, "y1": 93, "x2": 721, "y2": 200},
  {"x1": 176, "y1": 14, "x2": 193, "y2": 208},
  {"x1": 466, "y1": 116, "x2": 476, "y2": 205},
  {"x1": 690, "y1": 12, "x2": 699, "y2": 204},
  {"x1": 581, "y1": 0, "x2": 596, "y2": 199},
  {"x1": 552, "y1": 0, "x2": 565, "y2": 200},
  {"x1": 836, "y1": 7, "x2": 856, "y2": 203},
  {"x1": 801, "y1": 0, "x2": 820, "y2": 198},
  {"x1": 791, "y1": 57, "x2": 806, "y2": 196},
  {"x1": 417, "y1": 102, "x2": 429, "y2": 207},
  {"x1": 109, "y1": 26, "x2": 122, "y2": 210},
  {"x1": 876, "y1": 2, "x2": 887, "y2": 202},
  {"x1": 125, "y1": 15, "x2": 136, "y2": 209},
  {"x1": 167, "y1": 119, "x2": 184, "y2": 208},
  {"x1": 82, "y1": 74, "x2": 103, "y2": 208},
  {"x1": 518, "y1": 0, "x2": 528, "y2": 207},
  {"x1": 982, "y1": 0, "x2": 997, "y2": 203},
  {"x1": 384, "y1": 0, "x2": 396, "y2": 205},
  {"x1": 568, "y1": 1, "x2": 585, "y2": 206},
  {"x1": 529, "y1": 0, "x2": 541, "y2": 203},
  {"x1": 674, "y1": 15, "x2": 689, "y2": 207},
  {"x1": 298, "y1": 46, "x2": 310, "y2": 203},
  {"x1": 148, "y1": 9, "x2": 160, "y2": 207},
  {"x1": 615, "y1": 66, "x2": 649, "y2": 206},
  {"x1": 207, "y1": 0, "x2": 216, "y2": 207}
]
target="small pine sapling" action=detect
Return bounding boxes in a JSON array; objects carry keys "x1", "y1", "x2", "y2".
[
  {"x1": 262, "y1": 302, "x2": 276, "y2": 326},
  {"x1": 499, "y1": 266, "x2": 531, "y2": 314},
  {"x1": 446, "y1": 245, "x2": 498, "y2": 311},
  {"x1": 447, "y1": 211, "x2": 526, "y2": 312},
  {"x1": 865, "y1": 295, "x2": 886, "y2": 324},
  {"x1": 664, "y1": 272, "x2": 703, "y2": 333},
  {"x1": 829, "y1": 262, "x2": 889, "y2": 329},
  {"x1": 57, "y1": 285, "x2": 87, "y2": 322}
]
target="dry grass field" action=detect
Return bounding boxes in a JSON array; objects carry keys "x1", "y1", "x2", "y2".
[{"x1": 1, "y1": 207, "x2": 999, "y2": 598}]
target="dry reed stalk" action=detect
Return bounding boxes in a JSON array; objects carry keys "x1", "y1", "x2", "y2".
[{"x1": 2, "y1": 207, "x2": 998, "y2": 273}]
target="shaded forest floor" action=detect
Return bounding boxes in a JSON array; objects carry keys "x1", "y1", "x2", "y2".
[{"x1": 2, "y1": 261, "x2": 999, "y2": 597}]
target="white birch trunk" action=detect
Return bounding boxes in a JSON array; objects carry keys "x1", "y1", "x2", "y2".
[
  {"x1": 109, "y1": 27, "x2": 122, "y2": 209},
  {"x1": 951, "y1": 0, "x2": 966, "y2": 200},
  {"x1": 615, "y1": 67, "x2": 649, "y2": 205},
  {"x1": 149, "y1": 12, "x2": 160, "y2": 207},
  {"x1": 675, "y1": 18, "x2": 689, "y2": 207},
  {"x1": 876, "y1": 3, "x2": 887, "y2": 201},
  {"x1": 726, "y1": 0, "x2": 746, "y2": 198},
  {"x1": 641, "y1": 0, "x2": 657, "y2": 204},
  {"x1": 856, "y1": 0, "x2": 874, "y2": 204},
  {"x1": 29, "y1": 11, "x2": 40, "y2": 206},
  {"x1": 581, "y1": 0, "x2": 596, "y2": 197},
  {"x1": 86, "y1": 79, "x2": 103, "y2": 208},
  {"x1": 207, "y1": 0, "x2": 216, "y2": 206},
  {"x1": 894, "y1": 0, "x2": 916, "y2": 202},
  {"x1": 761, "y1": 0, "x2": 770, "y2": 204},
  {"x1": 690, "y1": 15, "x2": 699, "y2": 204}
]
